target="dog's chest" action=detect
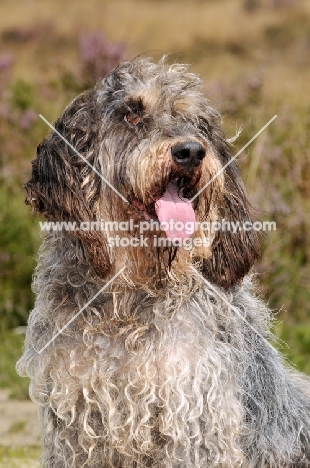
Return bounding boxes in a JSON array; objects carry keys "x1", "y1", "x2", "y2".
[
  {"x1": 94, "y1": 315, "x2": 198, "y2": 392},
  {"x1": 87, "y1": 293, "x2": 233, "y2": 396}
]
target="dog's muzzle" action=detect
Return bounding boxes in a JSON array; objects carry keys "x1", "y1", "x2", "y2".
[{"x1": 171, "y1": 141, "x2": 206, "y2": 168}]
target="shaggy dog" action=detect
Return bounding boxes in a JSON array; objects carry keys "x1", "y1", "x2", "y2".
[{"x1": 17, "y1": 57, "x2": 310, "y2": 467}]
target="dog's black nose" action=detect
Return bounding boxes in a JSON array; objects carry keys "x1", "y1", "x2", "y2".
[{"x1": 171, "y1": 141, "x2": 206, "y2": 167}]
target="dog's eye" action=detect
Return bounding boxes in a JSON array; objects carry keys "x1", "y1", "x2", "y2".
[{"x1": 124, "y1": 112, "x2": 141, "y2": 125}]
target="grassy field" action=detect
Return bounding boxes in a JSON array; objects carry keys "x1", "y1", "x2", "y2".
[
  {"x1": 0, "y1": 0, "x2": 310, "y2": 462},
  {"x1": 0, "y1": 447, "x2": 40, "y2": 468}
]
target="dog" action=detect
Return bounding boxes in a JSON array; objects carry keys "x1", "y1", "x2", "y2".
[{"x1": 17, "y1": 57, "x2": 310, "y2": 467}]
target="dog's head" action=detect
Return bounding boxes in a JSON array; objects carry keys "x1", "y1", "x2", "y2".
[{"x1": 25, "y1": 57, "x2": 260, "y2": 289}]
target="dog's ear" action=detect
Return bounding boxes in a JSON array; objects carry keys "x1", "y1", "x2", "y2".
[
  {"x1": 24, "y1": 89, "x2": 112, "y2": 279},
  {"x1": 200, "y1": 121, "x2": 261, "y2": 289}
]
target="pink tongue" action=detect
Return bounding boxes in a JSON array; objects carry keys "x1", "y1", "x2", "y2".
[{"x1": 155, "y1": 180, "x2": 195, "y2": 241}]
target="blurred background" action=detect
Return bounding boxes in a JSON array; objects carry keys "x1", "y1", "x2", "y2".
[{"x1": 0, "y1": 0, "x2": 309, "y2": 464}]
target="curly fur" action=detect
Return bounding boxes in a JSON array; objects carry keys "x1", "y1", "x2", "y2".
[{"x1": 17, "y1": 57, "x2": 310, "y2": 467}]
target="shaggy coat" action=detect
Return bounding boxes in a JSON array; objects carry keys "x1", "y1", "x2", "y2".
[{"x1": 17, "y1": 57, "x2": 310, "y2": 467}]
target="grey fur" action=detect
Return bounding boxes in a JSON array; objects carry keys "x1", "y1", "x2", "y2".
[{"x1": 17, "y1": 57, "x2": 310, "y2": 467}]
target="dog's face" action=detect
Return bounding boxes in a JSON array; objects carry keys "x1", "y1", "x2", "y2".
[{"x1": 25, "y1": 57, "x2": 260, "y2": 289}]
